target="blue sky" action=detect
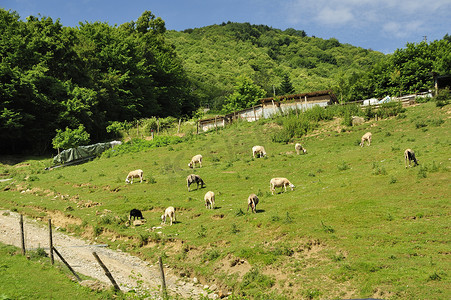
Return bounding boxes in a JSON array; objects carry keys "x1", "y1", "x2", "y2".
[{"x1": 2, "y1": 0, "x2": 451, "y2": 54}]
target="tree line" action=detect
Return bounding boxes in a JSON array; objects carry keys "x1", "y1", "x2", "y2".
[
  {"x1": 1, "y1": 8, "x2": 450, "y2": 154},
  {"x1": 0, "y1": 9, "x2": 195, "y2": 154}
]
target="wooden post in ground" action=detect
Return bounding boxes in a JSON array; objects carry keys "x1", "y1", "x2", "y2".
[
  {"x1": 196, "y1": 119, "x2": 199, "y2": 134},
  {"x1": 19, "y1": 214, "x2": 25, "y2": 255},
  {"x1": 158, "y1": 256, "x2": 168, "y2": 299},
  {"x1": 53, "y1": 247, "x2": 81, "y2": 281},
  {"x1": 92, "y1": 252, "x2": 121, "y2": 292},
  {"x1": 178, "y1": 119, "x2": 181, "y2": 134},
  {"x1": 214, "y1": 115, "x2": 217, "y2": 133},
  {"x1": 48, "y1": 219, "x2": 54, "y2": 265}
]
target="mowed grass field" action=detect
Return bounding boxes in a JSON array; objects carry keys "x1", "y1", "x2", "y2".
[{"x1": 0, "y1": 102, "x2": 450, "y2": 299}]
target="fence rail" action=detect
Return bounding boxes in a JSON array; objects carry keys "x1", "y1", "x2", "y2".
[{"x1": 198, "y1": 92, "x2": 430, "y2": 132}]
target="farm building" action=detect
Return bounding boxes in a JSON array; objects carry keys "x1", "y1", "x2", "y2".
[{"x1": 198, "y1": 90, "x2": 338, "y2": 132}]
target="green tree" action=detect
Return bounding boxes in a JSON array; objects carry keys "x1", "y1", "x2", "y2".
[
  {"x1": 279, "y1": 74, "x2": 295, "y2": 95},
  {"x1": 222, "y1": 76, "x2": 266, "y2": 113},
  {"x1": 52, "y1": 125, "x2": 90, "y2": 152}
]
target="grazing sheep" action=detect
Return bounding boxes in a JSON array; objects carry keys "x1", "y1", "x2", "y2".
[
  {"x1": 404, "y1": 149, "x2": 419, "y2": 168},
  {"x1": 247, "y1": 194, "x2": 259, "y2": 213},
  {"x1": 129, "y1": 209, "x2": 144, "y2": 221},
  {"x1": 125, "y1": 169, "x2": 143, "y2": 183},
  {"x1": 161, "y1": 206, "x2": 176, "y2": 225},
  {"x1": 188, "y1": 154, "x2": 203, "y2": 168},
  {"x1": 204, "y1": 191, "x2": 215, "y2": 209},
  {"x1": 187, "y1": 174, "x2": 205, "y2": 192},
  {"x1": 295, "y1": 143, "x2": 307, "y2": 155},
  {"x1": 252, "y1": 145, "x2": 267, "y2": 158},
  {"x1": 270, "y1": 177, "x2": 295, "y2": 195},
  {"x1": 360, "y1": 132, "x2": 372, "y2": 147}
]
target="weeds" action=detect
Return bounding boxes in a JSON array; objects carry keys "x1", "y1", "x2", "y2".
[
  {"x1": 427, "y1": 271, "x2": 442, "y2": 281},
  {"x1": 417, "y1": 166, "x2": 428, "y2": 179},
  {"x1": 231, "y1": 224, "x2": 240, "y2": 234},
  {"x1": 284, "y1": 212, "x2": 293, "y2": 224},
  {"x1": 235, "y1": 209, "x2": 245, "y2": 217},
  {"x1": 321, "y1": 220, "x2": 335, "y2": 233},
  {"x1": 337, "y1": 162, "x2": 350, "y2": 171},
  {"x1": 197, "y1": 225, "x2": 207, "y2": 238},
  {"x1": 304, "y1": 288, "x2": 321, "y2": 299}
]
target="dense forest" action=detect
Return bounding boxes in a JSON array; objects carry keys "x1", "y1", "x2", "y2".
[{"x1": 1, "y1": 9, "x2": 450, "y2": 154}]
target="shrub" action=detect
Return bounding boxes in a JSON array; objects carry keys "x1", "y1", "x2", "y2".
[
  {"x1": 377, "y1": 101, "x2": 405, "y2": 118},
  {"x1": 435, "y1": 88, "x2": 450, "y2": 108}
]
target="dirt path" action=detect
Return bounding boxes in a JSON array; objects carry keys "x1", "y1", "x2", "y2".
[{"x1": 0, "y1": 210, "x2": 212, "y2": 299}]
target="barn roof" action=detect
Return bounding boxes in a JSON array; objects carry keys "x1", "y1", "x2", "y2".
[{"x1": 260, "y1": 89, "x2": 338, "y2": 104}]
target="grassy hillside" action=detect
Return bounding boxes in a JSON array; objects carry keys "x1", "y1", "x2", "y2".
[{"x1": 0, "y1": 102, "x2": 450, "y2": 299}]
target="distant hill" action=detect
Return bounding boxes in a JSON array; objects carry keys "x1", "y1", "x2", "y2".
[{"x1": 166, "y1": 22, "x2": 386, "y2": 109}]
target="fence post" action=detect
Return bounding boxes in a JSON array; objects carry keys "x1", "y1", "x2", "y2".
[
  {"x1": 196, "y1": 119, "x2": 199, "y2": 134},
  {"x1": 20, "y1": 214, "x2": 25, "y2": 255},
  {"x1": 158, "y1": 256, "x2": 168, "y2": 299},
  {"x1": 92, "y1": 252, "x2": 121, "y2": 292},
  {"x1": 48, "y1": 219, "x2": 54, "y2": 265},
  {"x1": 53, "y1": 247, "x2": 81, "y2": 281},
  {"x1": 178, "y1": 119, "x2": 181, "y2": 134},
  {"x1": 214, "y1": 116, "x2": 217, "y2": 133}
]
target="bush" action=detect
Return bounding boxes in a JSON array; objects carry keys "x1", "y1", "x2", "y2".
[
  {"x1": 435, "y1": 88, "x2": 450, "y2": 108},
  {"x1": 271, "y1": 115, "x2": 315, "y2": 143},
  {"x1": 377, "y1": 101, "x2": 405, "y2": 118}
]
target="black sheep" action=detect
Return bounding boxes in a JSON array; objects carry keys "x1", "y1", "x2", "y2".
[{"x1": 129, "y1": 209, "x2": 144, "y2": 221}]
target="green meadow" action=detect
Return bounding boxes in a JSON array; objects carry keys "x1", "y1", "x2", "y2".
[{"x1": 0, "y1": 102, "x2": 450, "y2": 299}]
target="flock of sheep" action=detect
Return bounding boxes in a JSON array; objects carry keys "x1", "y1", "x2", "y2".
[{"x1": 125, "y1": 131, "x2": 419, "y2": 226}]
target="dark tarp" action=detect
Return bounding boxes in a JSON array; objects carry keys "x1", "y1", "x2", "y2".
[{"x1": 53, "y1": 142, "x2": 112, "y2": 165}]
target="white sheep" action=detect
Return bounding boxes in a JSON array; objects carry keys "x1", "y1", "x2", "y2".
[
  {"x1": 125, "y1": 169, "x2": 143, "y2": 184},
  {"x1": 404, "y1": 149, "x2": 419, "y2": 168},
  {"x1": 295, "y1": 143, "x2": 307, "y2": 155},
  {"x1": 188, "y1": 154, "x2": 203, "y2": 168},
  {"x1": 252, "y1": 145, "x2": 267, "y2": 158},
  {"x1": 161, "y1": 206, "x2": 176, "y2": 225},
  {"x1": 270, "y1": 177, "x2": 295, "y2": 195},
  {"x1": 360, "y1": 132, "x2": 372, "y2": 147},
  {"x1": 204, "y1": 191, "x2": 215, "y2": 209},
  {"x1": 247, "y1": 193, "x2": 259, "y2": 213}
]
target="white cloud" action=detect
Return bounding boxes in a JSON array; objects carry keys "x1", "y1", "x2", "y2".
[
  {"x1": 382, "y1": 20, "x2": 424, "y2": 38},
  {"x1": 315, "y1": 7, "x2": 353, "y2": 26},
  {"x1": 285, "y1": 0, "x2": 451, "y2": 27}
]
